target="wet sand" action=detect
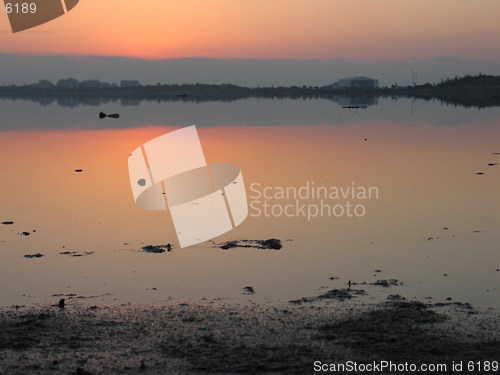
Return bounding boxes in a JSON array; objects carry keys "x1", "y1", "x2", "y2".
[{"x1": 0, "y1": 297, "x2": 498, "y2": 374}]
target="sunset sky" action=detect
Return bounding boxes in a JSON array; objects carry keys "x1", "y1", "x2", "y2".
[{"x1": 1, "y1": 0, "x2": 500, "y2": 61}]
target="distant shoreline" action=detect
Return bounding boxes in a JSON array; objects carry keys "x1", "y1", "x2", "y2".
[{"x1": 1, "y1": 75, "x2": 499, "y2": 109}]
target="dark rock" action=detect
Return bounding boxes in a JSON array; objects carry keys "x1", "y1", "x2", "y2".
[
  {"x1": 59, "y1": 251, "x2": 94, "y2": 257},
  {"x1": 141, "y1": 244, "x2": 172, "y2": 253},
  {"x1": 242, "y1": 286, "x2": 255, "y2": 294},
  {"x1": 290, "y1": 288, "x2": 366, "y2": 304},
  {"x1": 215, "y1": 239, "x2": 282, "y2": 250},
  {"x1": 371, "y1": 279, "x2": 402, "y2": 287},
  {"x1": 24, "y1": 253, "x2": 44, "y2": 259},
  {"x1": 219, "y1": 241, "x2": 238, "y2": 250},
  {"x1": 260, "y1": 239, "x2": 282, "y2": 250}
]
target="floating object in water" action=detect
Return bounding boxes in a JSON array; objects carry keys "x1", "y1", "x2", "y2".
[
  {"x1": 141, "y1": 244, "x2": 172, "y2": 253},
  {"x1": 1, "y1": 221, "x2": 14, "y2": 225},
  {"x1": 475, "y1": 172, "x2": 485, "y2": 175},
  {"x1": 242, "y1": 286, "x2": 255, "y2": 294},
  {"x1": 58, "y1": 299, "x2": 65, "y2": 308},
  {"x1": 99, "y1": 112, "x2": 120, "y2": 119},
  {"x1": 59, "y1": 251, "x2": 94, "y2": 257},
  {"x1": 24, "y1": 253, "x2": 44, "y2": 258},
  {"x1": 487, "y1": 163, "x2": 497, "y2": 166},
  {"x1": 74, "y1": 169, "x2": 83, "y2": 173},
  {"x1": 343, "y1": 106, "x2": 367, "y2": 109},
  {"x1": 216, "y1": 239, "x2": 282, "y2": 250}
]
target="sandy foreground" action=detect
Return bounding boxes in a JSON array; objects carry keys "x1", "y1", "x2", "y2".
[{"x1": 0, "y1": 295, "x2": 498, "y2": 375}]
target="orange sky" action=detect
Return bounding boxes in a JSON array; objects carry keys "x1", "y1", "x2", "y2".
[{"x1": 1, "y1": 0, "x2": 500, "y2": 61}]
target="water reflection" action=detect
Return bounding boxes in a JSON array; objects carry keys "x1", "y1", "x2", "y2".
[
  {"x1": 1, "y1": 97, "x2": 499, "y2": 132},
  {"x1": 0, "y1": 100, "x2": 498, "y2": 308}
]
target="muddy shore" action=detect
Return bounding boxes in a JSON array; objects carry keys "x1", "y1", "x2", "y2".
[{"x1": 0, "y1": 297, "x2": 498, "y2": 374}]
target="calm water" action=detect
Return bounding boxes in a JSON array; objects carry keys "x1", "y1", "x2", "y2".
[{"x1": 0, "y1": 97, "x2": 499, "y2": 307}]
